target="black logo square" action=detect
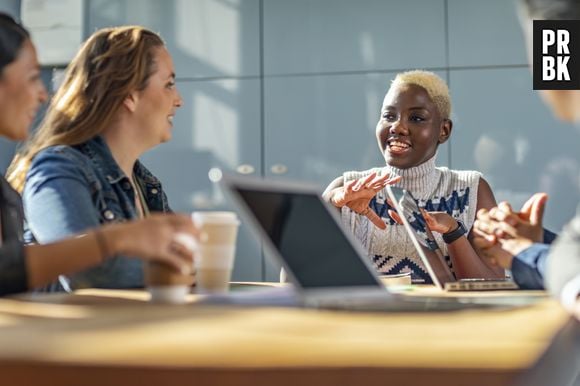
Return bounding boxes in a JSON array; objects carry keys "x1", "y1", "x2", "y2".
[{"x1": 533, "y1": 20, "x2": 580, "y2": 90}]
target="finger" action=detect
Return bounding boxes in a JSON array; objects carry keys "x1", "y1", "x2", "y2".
[
  {"x1": 476, "y1": 208, "x2": 490, "y2": 221},
  {"x1": 165, "y1": 214, "x2": 199, "y2": 236},
  {"x1": 490, "y1": 209, "x2": 519, "y2": 226},
  {"x1": 388, "y1": 209, "x2": 402, "y2": 224},
  {"x1": 345, "y1": 179, "x2": 357, "y2": 194},
  {"x1": 354, "y1": 173, "x2": 376, "y2": 191},
  {"x1": 370, "y1": 172, "x2": 391, "y2": 185},
  {"x1": 529, "y1": 193, "x2": 548, "y2": 226},
  {"x1": 384, "y1": 175, "x2": 402, "y2": 185},
  {"x1": 160, "y1": 245, "x2": 194, "y2": 275},
  {"x1": 493, "y1": 221, "x2": 519, "y2": 239},
  {"x1": 472, "y1": 236, "x2": 495, "y2": 249},
  {"x1": 473, "y1": 220, "x2": 498, "y2": 239},
  {"x1": 421, "y1": 209, "x2": 435, "y2": 224},
  {"x1": 366, "y1": 210, "x2": 386, "y2": 230},
  {"x1": 497, "y1": 201, "x2": 514, "y2": 214}
]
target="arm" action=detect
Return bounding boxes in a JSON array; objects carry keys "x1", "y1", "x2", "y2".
[
  {"x1": 440, "y1": 178, "x2": 504, "y2": 279},
  {"x1": 546, "y1": 215, "x2": 580, "y2": 302},
  {"x1": 322, "y1": 172, "x2": 401, "y2": 229},
  {"x1": 25, "y1": 214, "x2": 197, "y2": 290}
]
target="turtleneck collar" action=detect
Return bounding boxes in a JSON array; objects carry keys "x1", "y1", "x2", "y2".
[{"x1": 383, "y1": 154, "x2": 440, "y2": 199}]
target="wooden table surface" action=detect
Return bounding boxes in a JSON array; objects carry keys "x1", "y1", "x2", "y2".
[{"x1": 0, "y1": 285, "x2": 577, "y2": 386}]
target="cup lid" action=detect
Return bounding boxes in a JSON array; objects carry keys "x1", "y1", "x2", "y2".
[{"x1": 192, "y1": 211, "x2": 240, "y2": 225}]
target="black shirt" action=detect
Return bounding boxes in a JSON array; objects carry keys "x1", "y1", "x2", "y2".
[{"x1": 0, "y1": 175, "x2": 27, "y2": 295}]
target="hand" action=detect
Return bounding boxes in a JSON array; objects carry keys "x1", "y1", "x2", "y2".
[
  {"x1": 388, "y1": 209, "x2": 457, "y2": 234},
  {"x1": 329, "y1": 172, "x2": 401, "y2": 230},
  {"x1": 473, "y1": 208, "x2": 535, "y2": 269},
  {"x1": 480, "y1": 193, "x2": 548, "y2": 243},
  {"x1": 472, "y1": 233, "x2": 532, "y2": 269},
  {"x1": 102, "y1": 213, "x2": 198, "y2": 275}
]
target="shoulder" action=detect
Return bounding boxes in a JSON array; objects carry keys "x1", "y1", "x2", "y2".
[
  {"x1": 26, "y1": 145, "x2": 93, "y2": 188},
  {"x1": 31, "y1": 145, "x2": 91, "y2": 168},
  {"x1": 436, "y1": 166, "x2": 482, "y2": 185}
]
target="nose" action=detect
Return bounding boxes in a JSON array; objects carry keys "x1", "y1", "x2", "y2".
[
  {"x1": 175, "y1": 89, "x2": 183, "y2": 108},
  {"x1": 38, "y1": 82, "x2": 48, "y2": 104},
  {"x1": 389, "y1": 118, "x2": 408, "y2": 136}
]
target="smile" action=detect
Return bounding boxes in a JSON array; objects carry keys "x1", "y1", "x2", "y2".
[{"x1": 387, "y1": 139, "x2": 411, "y2": 154}]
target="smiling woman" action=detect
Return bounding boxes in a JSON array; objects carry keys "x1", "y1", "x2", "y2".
[
  {"x1": 0, "y1": 14, "x2": 197, "y2": 296},
  {"x1": 6, "y1": 25, "x2": 185, "y2": 291},
  {"x1": 323, "y1": 70, "x2": 503, "y2": 284}
]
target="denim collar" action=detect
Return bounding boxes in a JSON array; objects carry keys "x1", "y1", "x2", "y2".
[{"x1": 76, "y1": 136, "x2": 161, "y2": 187}]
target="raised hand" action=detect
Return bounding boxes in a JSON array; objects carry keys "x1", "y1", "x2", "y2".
[{"x1": 328, "y1": 172, "x2": 401, "y2": 230}]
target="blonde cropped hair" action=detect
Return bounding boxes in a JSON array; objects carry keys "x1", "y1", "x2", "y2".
[{"x1": 391, "y1": 70, "x2": 452, "y2": 119}]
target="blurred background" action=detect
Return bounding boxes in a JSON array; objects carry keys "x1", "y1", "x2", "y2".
[{"x1": 1, "y1": 0, "x2": 578, "y2": 282}]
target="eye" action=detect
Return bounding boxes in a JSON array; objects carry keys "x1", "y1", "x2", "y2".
[
  {"x1": 166, "y1": 80, "x2": 176, "y2": 89},
  {"x1": 382, "y1": 112, "x2": 396, "y2": 121},
  {"x1": 409, "y1": 114, "x2": 426, "y2": 123}
]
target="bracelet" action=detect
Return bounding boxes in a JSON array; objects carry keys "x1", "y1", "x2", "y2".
[
  {"x1": 442, "y1": 221, "x2": 467, "y2": 244},
  {"x1": 94, "y1": 229, "x2": 110, "y2": 262}
]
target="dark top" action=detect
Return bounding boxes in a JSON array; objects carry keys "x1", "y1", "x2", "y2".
[{"x1": 0, "y1": 175, "x2": 27, "y2": 295}]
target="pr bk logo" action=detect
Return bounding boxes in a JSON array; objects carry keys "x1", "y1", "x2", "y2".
[{"x1": 533, "y1": 20, "x2": 580, "y2": 90}]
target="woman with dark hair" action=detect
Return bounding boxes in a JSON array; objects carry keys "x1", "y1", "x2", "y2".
[
  {"x1": 473, "y1": 0, "x2": 580, "y2": 316},
  {"x1": 0, "y1": 13, "x2": 197, "y2": 295}
]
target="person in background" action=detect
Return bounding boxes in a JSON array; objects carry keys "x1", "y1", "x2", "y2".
[
  {"x1": 7, "y1": 24, "x2": 186, "y2": 291},
  {"x1": 323, "y1": 70, "x2": 503, "y2": 283},
  {"x1": 0, "y1": 13, "x2": 197, "y2": 296},
  {"x1": 473, "y1": 0, "x2": 580, "y2": 317}
]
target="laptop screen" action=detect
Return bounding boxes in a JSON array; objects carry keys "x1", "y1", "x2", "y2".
[{"x1": 234, "y1": 188, "x2": 381, "y2": 289}]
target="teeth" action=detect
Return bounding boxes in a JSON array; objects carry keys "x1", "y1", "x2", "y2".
[
  {"x1": 389, "y1": 141, "x2": 409, "y2": 148},
  {"x1": 168, "y1": 116, "x2": 174, "y2": 123}
]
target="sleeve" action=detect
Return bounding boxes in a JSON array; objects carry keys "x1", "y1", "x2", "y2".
[
  {"x1": 23, "y1": 150, "x2": 101, "y2": 244},
  {"x1": 510, "y1": 243, "x2": 550, "y2": 290},
  {"x1": 546, "y1": 214, "x2": 580, "y2": 300},
  {"x1": 543, "y1": 228, "x2": 558, "y2": 244},
  {"x1": 0, "y1": 240, "x2": 28, "y2": 295}
]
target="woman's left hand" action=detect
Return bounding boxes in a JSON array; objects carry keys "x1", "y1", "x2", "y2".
[
  {"x1": 388, "y1": 209, "x2": 458, "y2": 234},
  {"x1": 422, "y1": 210, "x2": 458, "y2": 234}
]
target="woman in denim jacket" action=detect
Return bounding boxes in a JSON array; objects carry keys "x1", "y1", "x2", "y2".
[
  {"x1": 7, "y1": 25, "x2": 187, "y2": 291},
  {"x1": 0, "y1": 14, "x2": 196, "y2": 295}
]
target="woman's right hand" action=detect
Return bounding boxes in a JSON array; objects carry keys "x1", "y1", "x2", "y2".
[
  {"x1": 101, "y1": 213, "x2": 198, "y2": 275},
  {"x1": 327, "y1": 172, "x2": 401, "y2": 229}
]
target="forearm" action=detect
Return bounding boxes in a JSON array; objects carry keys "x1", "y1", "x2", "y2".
[
  {"x1": 447, "y1": 237, "x2": 505, "y2": 279},
  {"x1": 24, "y1": 226, "x2": 130, "y2": 289}
]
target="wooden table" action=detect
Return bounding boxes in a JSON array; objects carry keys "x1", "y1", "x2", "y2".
[{"x1": 0, "y1": 285, "x2": 577, "y2": 386}]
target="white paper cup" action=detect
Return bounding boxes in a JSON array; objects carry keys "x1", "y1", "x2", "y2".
[
  {"x1": 148, "y1": 285, "x2": 190, "y2": 304},
  {"x1": 192, "y1": 211, "x2": 240, "y2": 294}
]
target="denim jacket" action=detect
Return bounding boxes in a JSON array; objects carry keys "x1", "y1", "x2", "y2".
[
  {"x1": 0, "y1": 176, "x2": 27, "y2": 295},
  {"x1": 23, "y1": 136, "x2": 170, "y2": 291}
]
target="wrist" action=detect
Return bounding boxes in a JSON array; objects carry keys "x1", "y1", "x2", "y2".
[
  {"x1": 99, "y1": 225, "x2": 123, "y2": 258},
  {"x1": 443, "y1": 221, "x2": 466, "y2": 244}
]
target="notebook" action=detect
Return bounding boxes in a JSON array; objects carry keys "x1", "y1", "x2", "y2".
[
  {"x1": 384, "y1": 185, "x2": 519, "y2": 291},
  {"x1": 218, "y1": 173, "x2": 532, "y2": 311}
]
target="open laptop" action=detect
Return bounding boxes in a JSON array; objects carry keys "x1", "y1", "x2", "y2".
[
  {"x1": 219, "y1": 173, "x2": 536, "y2": 312},
  {"x1": 385, "y1": 186, "x2": 520, "y2": 291}
]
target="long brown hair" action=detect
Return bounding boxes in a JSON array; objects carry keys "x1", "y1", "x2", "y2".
[{"x1": 7, "y1": 26, "x2": 164, "y2": 192}]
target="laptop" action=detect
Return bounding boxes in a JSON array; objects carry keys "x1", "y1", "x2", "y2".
[
  {"x1": 384, "y1": 186, "x2": 520, "y2": 291},
  {"x1": 218, "y1": 173, "x2": 536, "y2": 312}
]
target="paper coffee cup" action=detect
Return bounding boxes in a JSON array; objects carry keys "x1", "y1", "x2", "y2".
[
  {"x1": 192, "y1": 211, "x2": 240, "y2": 294},
  {"x1": 144, "y1": 261, "x2": 194, "y2": 304}
]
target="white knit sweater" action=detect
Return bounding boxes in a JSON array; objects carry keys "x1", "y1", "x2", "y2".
[{"x1": 341, "y1": 155, "x2": 481, "y2": 283}]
